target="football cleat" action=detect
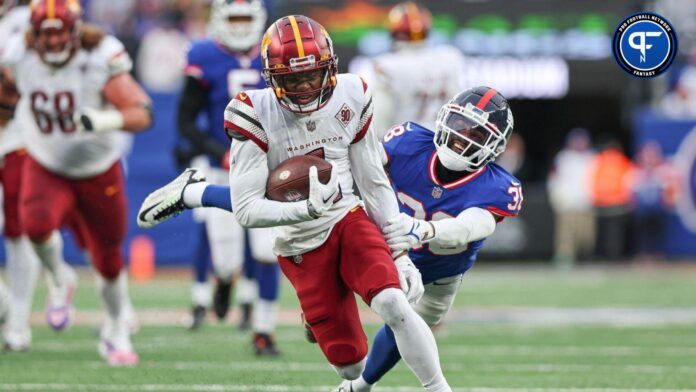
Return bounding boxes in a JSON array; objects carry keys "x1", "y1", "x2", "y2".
[
  {"x1": 99, "y1": 319, "x2": 139, "y2": 367},
  {"x1": 333, "y1": 380, "x2": 355, "y2": 392},
  {"x1": 3, "y1": 323, "x2": 32, "y2": 352},
  {"x1": 253, "y1": 332, "x2": 280, "y2": 357},
  {"x1": 213, "y1": 280, "x2": 232, "y2": 321},
  {"x1": 188, "y1": 305, "x2": 207, "y2": 331},
  {"x1": 45, "y1": 265, "x2": 77, "y2": 332},
  {"x1": 238, "y1": 303, "x2": 252, "y2": 331},
  {"x1": 137, "y1": 168, "x2": 206, "y2": 229}
]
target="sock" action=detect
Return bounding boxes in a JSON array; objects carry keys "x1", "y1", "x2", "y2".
[
  {"x1": 201, "y1": 185, "x2": 233, "y2": 212},
  {"x1": 252, "y1": 299, "x2": 277, "y2": 334},
  {"x1": 257, "y1": 263, "x2": 280, "y2": 301},
  {"x1": 100, "y1": 271, "x2": 124, "y2": 321},
  {"x1": 33, "y1": 231, "x2": 66, "y2": 286},
  {"x1": 361, "y1": 325, "x2": 401, "y2": 386},
  {"x1": 5, "y1": 237, "x2": 40, "y2": 328},
  {"x1": 191, "y1": 281, "x2": 212, "y2": 307},
  {"x1": 183, "y1": 182, "x2": 208, "y2": 208},
  {"x1": 184, "y1": 182, "x2": 233, "y2": 211},
  {"x1": 193, "y1": 226, "x2": 211, "y2": 283},
  {"x1": 371, "y1": 288, "x2": 450, "y2": 392},
  {"x1": 236, "y1": 276, "x2": 257, "y2": 305},
  {"x1": 351, "y1": 376, "x2": 374, "y2": 392}
]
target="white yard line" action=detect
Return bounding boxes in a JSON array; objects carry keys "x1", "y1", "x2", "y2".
[{"x1": 2, "y1": 385, "x2": 696, "y2": 392}]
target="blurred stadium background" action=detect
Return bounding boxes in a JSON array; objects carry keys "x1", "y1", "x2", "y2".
[{"x1": 2, "y1": 0, "x2": 696, "y2": 390}]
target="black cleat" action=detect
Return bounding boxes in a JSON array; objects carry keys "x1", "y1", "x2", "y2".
[
  {"x1": 213, "y1": 280, "x2": 232, "y2": 321},
  {"x1": 188, "y1": 305, "x2": 207, "y2": 331},
  {"x1": 238, "y1": 303, "x2": 252, "y2": 331},
  {"x1": 253, "y1": 332, "x2": 280, "y2": 356}
]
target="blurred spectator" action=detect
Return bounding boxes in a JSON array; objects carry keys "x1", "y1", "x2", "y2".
[
  {"x1": 628, "y1": 142, "x2": 680, "y2": 260},
  {"x1": 590, "y1": 140, "x2": 633, "y2": 260},
  {"x1": 547, "y1": 128, "x2": 596, "y2": 268},
  {"x1": 135, "y1": 8, "x2": 188, "y2": 92},
  {"x1": 660, "y1": 50, "x2": 696, "y2": 118},
  {"x1": 496, "y1": 133, "x2": 530, "y2": 179}
]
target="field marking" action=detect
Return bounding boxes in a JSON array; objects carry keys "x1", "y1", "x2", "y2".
[
  {"x1": 25, "y1": 307, "x2": 696, "y2": 327},
  {"x1": 2, "y1": 385, "x2": 696, "y2": 392},
  {"x1": 440, "y1": 345, "x2": 696, "y2": 356}
]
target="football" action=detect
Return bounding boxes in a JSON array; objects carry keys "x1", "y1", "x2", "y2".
[{"x1": 266, "y1": 155, "x2": 333, "y2": 202}]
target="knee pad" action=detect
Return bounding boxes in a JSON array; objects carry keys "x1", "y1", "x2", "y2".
[
  {"x1": 371, "y1": 287, "x2": 412, "y2": 327},
  {"x1": 331, "y1": 356, "x2": 366, "y2": 379}
]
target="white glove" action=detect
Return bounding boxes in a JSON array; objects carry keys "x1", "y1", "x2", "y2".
[
  {"x1": 74, "y1": 107, "x2": 124, "y2": 133},
  {"x1": 382, "y1": 213, "x2": 435, "y2": 252},
  {"x1": 306, "y1": 163, "x2": 340, "y2": 219},
  {"x1": 394, "y1": 253, "x2": 424, "y2": 304}
]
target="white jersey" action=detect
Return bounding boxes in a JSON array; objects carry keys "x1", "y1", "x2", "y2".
[
  {"x1": 357, "y1": 44, "x2": 465, "y2": 136},
  {"x1": 225, "y1": 74, "x2": 399, "y2": 256},
  {"x1": 0, "y1": 5, "x2": 29, "y2": 156},
  {"x1": 1, "y1": 34, "x2": 133, "y2": 178}
]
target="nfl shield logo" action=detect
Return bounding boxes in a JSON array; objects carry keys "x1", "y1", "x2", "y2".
[
  {"x1": 306, "y1": 120, "x2": 316, "y2": 132},
  {"x1": 293, "y1": 255, "x2": 303, "y2": 264},
  {"x1": 432, "y1": 187, "x2": 443, "y2": 199}
]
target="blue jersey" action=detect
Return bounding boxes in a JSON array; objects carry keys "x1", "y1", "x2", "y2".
[
  {"x1": 383, "y1": 122, "x2": 523, "y2": 284},
  {"x1": 184, "y1": 40, "x2": 265, "y2": 155}
]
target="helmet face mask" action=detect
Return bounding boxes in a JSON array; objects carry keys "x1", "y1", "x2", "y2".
[
  {"x1": 261, "y1": 15, "x2": 338, "y2": 114},
  {"x1": 209, "y1": 0, "x2": 267, "y2": 53},
  {"x1": 30, "y1": 0, "x2": 82, "y2": 67},
  {"x1": 434, "y1": 88, "x2": 513, "y2": 172}
]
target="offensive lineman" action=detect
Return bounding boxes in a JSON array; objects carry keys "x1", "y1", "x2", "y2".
[
  {"x1": 0, "y1": 0, "x2": 152, "y2": 365},
  {"x1": 139, "y1": 15, "x2": 452, "y2": 391}
]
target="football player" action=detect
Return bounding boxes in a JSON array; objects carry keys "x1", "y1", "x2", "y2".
[
  {"x1": 178, "y1": 0, "x2": 281, "y2": 354},
  {"x1": 139, "y1": 15, "x2": 452, "y2": 391},
  {"x1": 350, "y1": 1, "x2": 465, "y2": 136},
  {"x1": 0, "y1": 0, "x2": 152, "y2": 365},
  {"x1": 335, "y1": 87, "x2": 521, "y2": 391},
  {"x1": 0, "y1": 0, "x2": 41, "y2": 352}
]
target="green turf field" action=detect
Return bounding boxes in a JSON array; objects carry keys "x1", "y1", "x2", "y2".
[{"x1": 2, "y1": 264, "x2": 696, "y2": 391}]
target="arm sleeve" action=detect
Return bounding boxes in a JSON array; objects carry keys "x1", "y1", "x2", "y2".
[
  {"x1": 177, "y1": 76, "x2": 227, "y2": 161},
  {"x1": 430, "y1": 207, "x2": 496, "y2": 248},
  {"x1": 228, "y1": 138, "x2": 314, "y2": 228}
]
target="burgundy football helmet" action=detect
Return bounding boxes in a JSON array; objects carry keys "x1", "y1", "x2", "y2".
[
  {"x1": 388, "y1": 1, "x2": 432, "y2": 43},
  {"x1": 261, "y1": 15, "x2": 338, "y2": 113},
  {"x1": 434, "y1": 87, "x2": 514, "y2": 172},
  {"x1": 30, "y1": 0, "x2": 82, "y2": 66}
]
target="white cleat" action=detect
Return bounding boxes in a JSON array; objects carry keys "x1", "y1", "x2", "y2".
[
  {"x1": 333, "y1": 380, "x2": 355, "y2": 392},
  {"x1": 45, "y1": 265, "x2": 77, "y2": 332},
  {"x1": 99, "y1": 319, "x2": 139, "y2": 367},
  {"x1": 137, "y1": 168, "x2": 206, "y2": 229},
  {"x1": 3, "y1": 323, "x2": 31, "y2": 352}
]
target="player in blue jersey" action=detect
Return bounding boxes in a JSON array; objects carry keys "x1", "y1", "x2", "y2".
[
  {"x1": 138, "y1": 86, "x2": 521, "y2": 384},
  {"x1": 176, "y1": 0, "x2": 282, "y2": 355}
]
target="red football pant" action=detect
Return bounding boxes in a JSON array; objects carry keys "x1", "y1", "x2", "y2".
[
  {"x1": 0, "y1": 149, "x2": 27, "y2": 238},
  {"x1": 278, "y1": 207, "x2": 401, "y2": 367},
  {"x1": 19, "y1": 156, "x2": 127, "y2": 280}
]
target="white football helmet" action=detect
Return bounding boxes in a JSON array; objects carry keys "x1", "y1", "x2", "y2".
[{"x1": 208, "y1": 0, "x2": 267, "y2": 52}]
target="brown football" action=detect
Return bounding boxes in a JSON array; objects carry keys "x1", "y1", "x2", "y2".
[{"x1": 266, "y1": 155, "x2": 333, "y2": 202}]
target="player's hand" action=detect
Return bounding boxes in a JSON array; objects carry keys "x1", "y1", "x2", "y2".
[
  {"x1": 307, "y1": 163, "x2": 340, "y2": 218},
  {"x1": 74, "y1": 107, "x2": 124, "y2": 134},
  {"x1": 394, "y1": 253, "x2": 424, "y2": 304},
  {"x1": 382, "y1": 213, "x2": 435, "y2": 252},
  {"x1": 221, "y1": 149, "x2": 231, "y2": 170}
]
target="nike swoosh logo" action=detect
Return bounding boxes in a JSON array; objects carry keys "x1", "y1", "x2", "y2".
[
  {"x1": 322, "y1": 193, "x2": 335, "y2": 204},
  {"x1": 138, "y1": 203, "x2": 158, "y2": 223}
]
